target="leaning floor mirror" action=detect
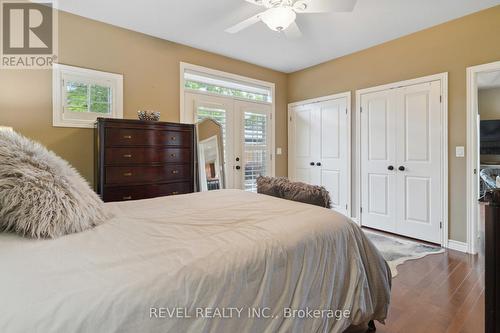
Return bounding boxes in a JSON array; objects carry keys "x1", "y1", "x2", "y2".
[{"x1": 196, "y1": 118, "x2": 226, "y2": 191}]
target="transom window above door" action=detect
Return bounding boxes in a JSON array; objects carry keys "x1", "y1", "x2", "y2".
[{"x1": 184, "y1": 69, "x2": 272, "y2": 103}]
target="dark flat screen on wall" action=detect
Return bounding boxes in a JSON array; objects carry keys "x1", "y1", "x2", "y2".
[{"x1": 481, "y1": 120, "x2": 500, "y2": 154}]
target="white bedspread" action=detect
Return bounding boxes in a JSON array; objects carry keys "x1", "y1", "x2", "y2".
[{"x1": 0, "y1": 190, "x2": 391, "y2": 333}]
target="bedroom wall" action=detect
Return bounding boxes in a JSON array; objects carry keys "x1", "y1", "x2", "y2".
[
  {"x1": 479, "y1": 87, "x2": 500, "y2": 120},
  {"x1": 287, "y1": 5, "x2": 500, "y2": 243},
  {"x1": 0, "y1": 11, "x2": 288, "y2": 186},
  {"x1": 479, "y1": 87, "x2": 500, "y2": 164}
]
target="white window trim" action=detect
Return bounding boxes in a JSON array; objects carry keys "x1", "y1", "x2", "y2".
[
  {"x1": 53, "y1": 64, "x2": 123, "y2": 128},
  {"x1": 180, "y1": 62, "x2": 276, "y2": 177}
]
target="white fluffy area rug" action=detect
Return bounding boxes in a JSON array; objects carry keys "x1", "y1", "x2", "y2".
[{"x1": 364, "y1": 229, "x2": 445, "y2": 278}]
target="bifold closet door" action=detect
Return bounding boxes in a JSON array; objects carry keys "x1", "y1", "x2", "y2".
[
  {"x1": 360, "y1": 81, "x2": 442, "y2": 243},
  {"x1": 289, "y1": 97, "x2": 349, "y2": 215}
]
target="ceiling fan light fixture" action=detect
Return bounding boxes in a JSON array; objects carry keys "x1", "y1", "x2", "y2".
[{"x1": 260, "y1": 6, "x2": 296, "y2": 31}]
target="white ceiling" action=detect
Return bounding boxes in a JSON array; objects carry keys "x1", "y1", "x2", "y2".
[{"x1": 56, "y1": 0, "x2": 500, "y2": 73}]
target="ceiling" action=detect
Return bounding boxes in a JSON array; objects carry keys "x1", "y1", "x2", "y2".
[
  {"x1": 478, "y1": 70, "x2": 500, "y2": 89},
  {"x1": 56, "y1": 0, "x2": 500, "y2": 73}
]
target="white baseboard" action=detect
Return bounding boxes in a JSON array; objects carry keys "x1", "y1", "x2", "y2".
[{"x1": 447, "y1": 239, "x2": 468, "y2": 253}]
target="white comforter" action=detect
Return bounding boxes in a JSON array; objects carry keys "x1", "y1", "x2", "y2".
[{"x1": 0, "y1": 190, "x2": 391, "y2": 333}]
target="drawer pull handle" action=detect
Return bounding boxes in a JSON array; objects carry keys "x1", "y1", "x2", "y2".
[
  {"x1": 172, "y1": 170, "x2": 179, "y2": 174},
  {"x1": 171, "y1": 136, "x2": 176, "y2": 141},
  {"x1": 123, "y1": 172, "x2": 133, "y2": 177},
  {"x1": 170, "y1": 153, "x2": 176, "y2": 158},
  {"x1": 123, "y1": 196, "x2": 132, "y2": 200},
  {"x1": 171, "y1": 191, "x2": 179, "y2": 195},
  {"x1": 123, "y1": 135, "x2": 132, "y2": 139},
  {"x1": 123, "y1": 154, "x2": 132, "y2": 158}
]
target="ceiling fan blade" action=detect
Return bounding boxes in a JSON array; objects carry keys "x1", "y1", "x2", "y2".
[
  {"x1": 225, "y1": 13, "x2": 262, "y2": 34},
  {"x1": 284, "y1": 22, "x2": 302, "y2": 39},
  {"x1": 294, "y1": 0, "x2": 357, "y2": 13}
]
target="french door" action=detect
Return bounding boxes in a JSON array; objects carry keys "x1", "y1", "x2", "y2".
[
  {"x1": 186, "y1": 93, "x2": 272, "y2": 191},
  {"x1": 360, "y1": 80, "x2": 442, "y2": 243}
]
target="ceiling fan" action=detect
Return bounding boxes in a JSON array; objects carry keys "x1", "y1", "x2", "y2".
[{"x1": 225, "y1": 0, "x2": 357, "y2": 38}]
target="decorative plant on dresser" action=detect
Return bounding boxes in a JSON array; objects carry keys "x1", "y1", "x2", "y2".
[{"x1": 95, "y1": 118, "x2": 195, "y2": 202}]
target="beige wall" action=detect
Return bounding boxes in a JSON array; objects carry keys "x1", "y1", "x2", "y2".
[
  {"x1": 479, "y1": 87, "x2": 500, "y2": 164},
  {"x1": 479, "y1": 87, "x2": 500, "y2": 120},
  {"x1": 0, "y1": 11, "x2": 288, "y2": 185},
  {"x1": 287, "y1": 6, "x2": 500, "y2": 242}
]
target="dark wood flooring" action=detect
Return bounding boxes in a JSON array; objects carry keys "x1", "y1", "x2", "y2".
[{"x1": 347, "y1": 237, "x2": 485, "y2": 332}]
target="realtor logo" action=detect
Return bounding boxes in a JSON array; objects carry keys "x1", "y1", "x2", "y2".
[{"x1": 1, "y1": 0, "x2": 57, "y2": 69}]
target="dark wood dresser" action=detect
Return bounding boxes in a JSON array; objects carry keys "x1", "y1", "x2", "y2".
[{"x1": 95, "y1": 118, "x2": 195, "y2": 202}]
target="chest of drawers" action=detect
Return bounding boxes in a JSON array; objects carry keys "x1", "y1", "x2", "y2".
[{"x1": 95, "y1": 118, "x2": 195, "y2": 202}]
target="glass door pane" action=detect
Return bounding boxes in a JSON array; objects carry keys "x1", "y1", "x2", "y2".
[{"x1": 234, "y1": 101, "x2": 272, "y2": 192}]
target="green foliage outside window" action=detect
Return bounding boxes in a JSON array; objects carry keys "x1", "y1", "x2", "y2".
[
  {"x1": 185, "y1": 80, "x2": 270, "y2": 102},
  {"x1": 66, "y1": 82, "x2": 111, "y2": 114}
]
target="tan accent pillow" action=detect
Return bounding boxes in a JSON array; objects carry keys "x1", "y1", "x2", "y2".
[
  {"x1": 256, "y1": 176, "x2": 331, "y2": 208},
  {"x1": 0, "y1": 131, "x2": 108, "y2": 238},
  {"x1": 281, "y1": 181, "x2": 331, "y2": 209}
]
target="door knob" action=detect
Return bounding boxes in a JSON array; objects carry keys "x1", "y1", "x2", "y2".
[
  {"x1": 388, "y1": 165, "x2": 394, "y2": 171},
  {"x1": 398, "y1": 166, "x2": 406, "y2": 171},
  {"x1": 236, "y1": 157, "x2": 240, "y2": 162},
  {"x1": 316, "y1": 162, "x2": 322, "y2": 166},
  {"x1": 310, "y1": 162, "x2": 315, "y2": 166},
  {"x1": 236, "y1": 166, "x2": 241, "y2": 170}
]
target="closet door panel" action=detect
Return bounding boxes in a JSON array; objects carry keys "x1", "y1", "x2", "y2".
[
  {"x1": 395, "y1": 81, "x2": 442, "y2": 243},
  {"x1": 361, "y1": 90, "x2": 397, "y2": 232},
  {"x1": 291, "y1": 104, "x2": 321, "y2": 185},
  {"x1": 319, "y1": 98, "x2": 349, "y2": 215}
]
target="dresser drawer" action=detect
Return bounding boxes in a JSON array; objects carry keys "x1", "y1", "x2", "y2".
[
  {"x1": 105, "y1": 165, "x2": 191, "y2": 185},
  {"x1": 102, "y1": 182, "x2": 193, "y2": 202},
  {"x1": 105, "y1": 128, "x2": 192, "y2": 147},
  {"x1": 104, "y1": 147, "x2": 191, "y2": 165}
]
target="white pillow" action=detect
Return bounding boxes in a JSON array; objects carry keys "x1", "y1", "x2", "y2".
[{"x1": 0, "y1": 130, "x2": 108, "y2": 238}]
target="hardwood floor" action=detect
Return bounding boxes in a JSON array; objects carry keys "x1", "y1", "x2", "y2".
[{"x1": 347, "y1": 248, "x2": 484, "y2": 333}]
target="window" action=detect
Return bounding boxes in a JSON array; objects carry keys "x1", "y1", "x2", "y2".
[
  {"x1": 184, "y1": 70, "x2": 272, "y2": 103},
  {"x1": 53, "y1": 64, "x2": 123, "y2": 128}
]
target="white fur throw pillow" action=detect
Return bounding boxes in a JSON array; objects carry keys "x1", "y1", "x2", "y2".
[{"x1": 0, "y1": 130, "x2": 108, "y2": 238}]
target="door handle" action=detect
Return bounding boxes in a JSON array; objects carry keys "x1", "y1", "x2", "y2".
[
  {"x1": 236, "y1": 166, "x2": 241, "y2": 170},
  {"x1": 316, "y1": 162, "x2": 322, "y2": 166},
  {"x1": 310, "y1": 162, "x2": 315, "y2": 166},
  {"x1": 388, "y1": 165, "x2": 394, "y2": 171},
  {"x1": 398, "y1": 166, "x2": 406, "y2": 171}
]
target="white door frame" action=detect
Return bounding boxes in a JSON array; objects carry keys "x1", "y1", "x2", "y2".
[
  {"x1": 355, "y1": 73, "x2": 449, "y2": 248},
  {"x1": 466, "y1": 61, "x2": 500, "y2": 255},
  {"x1": 179, "y1": 62, "x2": 276, "y2": 177},
  {"x1": 287, "y1": 91, "x2": 352, "y2": 217}
]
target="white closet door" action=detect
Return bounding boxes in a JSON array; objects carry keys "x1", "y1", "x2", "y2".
[
  {"x1": 360, "y1": 90, "x2": 397, "y2": 232},
  {"x1": 290, "y1": 96, "x2": 349, "y2": 215},
  {"x1": 395, "y1": 81, "x2": 442, "y2": 243},
  {"x1": 319, "y1": 98, "x2": 349, "y2": 215},
  {"x1": 290, "y1": 103, "x2": 321, "y2": 185}
]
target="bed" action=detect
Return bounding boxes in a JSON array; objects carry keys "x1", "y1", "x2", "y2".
[{"x1": 0, "y1": 190, "x2": 391, "y2": 333}]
